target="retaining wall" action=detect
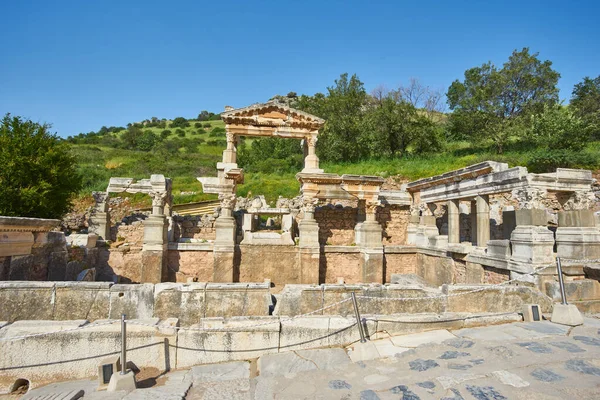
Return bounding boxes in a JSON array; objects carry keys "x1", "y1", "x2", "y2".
[{"x1": 0, "y1": 312, "x2": 522, "y2": 393}]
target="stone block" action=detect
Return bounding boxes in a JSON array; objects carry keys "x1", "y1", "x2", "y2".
[
  {"x1": 153, "y1": 282, "x2": 206, "y2": 326},
  {"x1": 558, "y1": 210, "x2": 596, "y2": 228},
  {"x1": 140, "y1": 250, "x2": 166, "y2": 283},
  {"x1": 551, "y1": 303, "x2": 584, "y2": 326},
  {"x1": 322, "y1": 285, "x2": 363, "y2": 316},
  {"x1": 0, "y1": 319, "x2": 175, "y2": 392},
  {"x1": 0, "y1": 231, "x2": 34, "y2": 257},
  {"x1": 107, "y1": 370, "x2": 136, "y2": 392},
  {"x1": 278, "y1": 316, "x2": 330, "y2": 351},
  {"x1": 212, "y1": 248, "x2": 235, "y2": 282},
  {"x1": 69, "y1": 233, "x2": 99, "y2": 249},
  {"x1": 556, "y1": 226, "x2": 600, "y2": 261},
  {"x1": 515, "y1": 208, "x2": 547, "y2": 226},
  {"x1": 47, "y1": 251, "x2": 69, "y2": 281},
  {"x1": 273, "y1": 285, "x2": 323, "y2": 316},
  {"x1": 444, "y1": 284, "x2": 553, "y2": 314},
  {"x1": 8, "y1": 254, "x2": 33, "y2": 280},
  {"x1": 375, "y1": 314, "x2": 466, "y2": 336},
  {"x1": 53, "y1": 282, "x2": 112, "y2": 321},
  {"x1": 0, "y1": 282, "x2": 55, "y2": 321},
  {"x1": 545, "y1": 279, "x2": 600, "y2": 302},
  {"x1": 176, "y1": 317, "x2": 280, "y2": 367},
  {"x1": 327, "y1": 316, "x2": 377, "y2": 347},
  {"x1": 108, "y1": 284, "x2": 155, "y2": 319},
  {"x1": 298, "y1": 247, "x2": 320, "y2": 284},
  {"x1": 487, "y1": 240, "x2": 511, "y2": 258},
  {"x1": 510, "y1": 225, "x2": 554, "y2": 265},
  {"x1": 361, "y1": 249, "x2": 384, "y2": 283},
  {"x1": 205, "y1": 283, "x2": 270, "y2": 317}
]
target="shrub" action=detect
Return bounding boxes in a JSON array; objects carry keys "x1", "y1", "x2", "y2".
[
  {"x1": 194, "y1": 122, "x2": 203, "y2": 129},
  {"x1": 160, "y1": 129, "x2": 172, "y2": 138},
  {"x1": 203, "y1": 122, "x2": 212, "y2": 128},
  {"x1": 137, "y1": 131, "x2": 158, "y2": 151},
  {"x1": 176, "y1": 129, "x2": 186, "y2": 137},
  {"x1": 0, "y1": 114, "x2": 82, "y2": 218},
  {"x1": 206, "y1": 139, "x2": 227, "y2": 147},
  {"x1": 528, "y1": 105, "x2": 591, "y2": 151},
  {"x1": 526, "y1": 149, "x2": 599, "y2": 173},
  {"x1": 171, "y1": 117, "x2": 190, "y2": 129}
]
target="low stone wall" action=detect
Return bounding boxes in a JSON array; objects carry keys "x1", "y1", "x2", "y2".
[
  {"x1": 315, "y1": 205, "x2": 357, "y2": 245},
  {"x1": 0, "y1": 312, "x2": 522, "y2": 393},
  {"x1": 166, "y1": 249, "x2": 213, "y2": 282},
  {"x1": 274, "y1": 282, "x2": 552, "y2": 316},
  {"x1": 0, "y1": 282, "x2": 271, "y2": 324}
]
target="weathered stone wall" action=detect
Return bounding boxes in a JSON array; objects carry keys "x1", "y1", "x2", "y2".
[
  {"x1": 96, "y1": 247, "x2": 143, "y2": 283},
  {"x1": 172, "y1": 215, "x2": 216, "y2": 241},
  {"x1": 0, "y1": 281, "x2": 271, "y2": 323},
  {"x1": 320, "y1": 249, "x2": 362, "y2": 283},
  {"x1": 315, "y1": 205, "x2": 357, "y2": 245},
  {"x1": 416, "y1": 252, "x2": 456, "y2": 286},
  {"x1": 379, "y1": 205, "x2": 410, "y2": 244},
  {"x1": 112, "y1": 221, "x2": 144, "y2": 245},
  {"x1": 384, "y1": 253, "x2": 417, "y2": 282},
  {"x1": 166, "y1": 250, "x2": 213, "y2": 282},
  {"x1": 238, "y1": 245, "x2": 300, "y2": 287}
]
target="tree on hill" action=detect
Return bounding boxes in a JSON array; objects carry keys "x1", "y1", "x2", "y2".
[
  {"x1": 171, "y1": 117, "x2": 190, "y2": 129},
  {"x1": 571, "y1": 76, "x2": 600, "y2": 139},
  {"x1": 0, "y1": 114, "x2": 82, "y2": 219},
  {"x1": 447, "y1": 48, "x2": 560, "y2": 153}
]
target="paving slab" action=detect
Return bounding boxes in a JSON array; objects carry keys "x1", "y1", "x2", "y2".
[
  {"x1": 21, "y1": 380, "x2": 97, "y2": 400},
  {"x1": 190, "y1": 361, "x2": 250, "y2": 383},
  {"x1": 389, "y1": 329, "x2": 456, "y2": 348}
]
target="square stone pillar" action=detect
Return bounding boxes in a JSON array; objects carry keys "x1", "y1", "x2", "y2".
[
  {"x1": 301, "y1": 134, "x2": 324, "y2": 173},
  {"x1": 509, "y1": 208, "x2": 554, "y2": 278},
  {"x1": 222, "y1": 132, "x2": 237, "y2": 164},
  {"x1": 447, "y1": 199, "x2": 460, "y2": 244},
  {"x1": 355, "y1": 201, "x2": 384, "y2": 283},
  {"x1": 298, "y1": 200, "x2": 320, "y2": 284},
  {"x1": 475, "y1": 195, "x2": 490, "y2": 248},
  {"x1": 141, "y1": 214, "x2": 168, "y2": 283},
  {"x1": 556, "y1": 210, "x2": 600, "y2": 261},
  {"x1": 213, "y1": 194, "x2": 237, "y2": 283},
  {"x1": 89, "y1": 192, "x2": 111, "y2": 240}
]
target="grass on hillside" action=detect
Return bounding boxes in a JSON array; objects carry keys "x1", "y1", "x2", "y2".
[{"x1": 73, "y1": 134, "x2": 600, "y2": 207}]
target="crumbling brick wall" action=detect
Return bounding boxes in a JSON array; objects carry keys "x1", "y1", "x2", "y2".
[
  {"x1": 172, "y1": 215, "x2": 216, "y2": 241},
  {"x1": 315, "y1": 205, "x2": 357, "y2": 245},
  {"x1": 378, "y1": 205, "x2": 410, "y2": 245}
]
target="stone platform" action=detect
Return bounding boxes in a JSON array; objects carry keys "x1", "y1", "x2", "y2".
[{"x1": 7, "y1": 318, "x2": 600, "y2": 399}]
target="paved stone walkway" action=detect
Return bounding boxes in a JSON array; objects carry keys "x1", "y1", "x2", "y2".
[{"x1": 9, "y1": 318, "x2": 600, "y2": 399}]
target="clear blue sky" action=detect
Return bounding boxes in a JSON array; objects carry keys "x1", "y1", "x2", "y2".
[{"x1": 1, "y1": 0, "x2": 598, "y2": 137}]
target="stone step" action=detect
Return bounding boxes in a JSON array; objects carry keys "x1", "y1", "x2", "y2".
[
  {"x1": 545, "y1": 278, "x2": 600, "y2": 302},
  {"x1": 572, "y1": 299, "x2": 600, "y2": 314}
]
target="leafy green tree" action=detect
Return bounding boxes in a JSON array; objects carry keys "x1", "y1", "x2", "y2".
[
  {"x1": 171, "y1": 117, "x2": 190, "y2": 129},
  {"x1": 121, "y1": 125, "x2": 143, "y2": 149},
  {"x1": 447, "y1": 48, "x2": 560, "y2": 153},
  {"x1": 160, "y1": 129, "x2": 172, "y2": 138},
  {"x1": 366, "y1": 96, "x2": 417, "y2": 157},
  {"x1": 528, "y1": 104, "x2": 591, "y2": 151},
  {"x1": 0, "y1": 114, "x2": 82, "y2": 218},
  {"x1": 570, "y1": 76, "x2": 600, "y2": 138},
  {"x1": 137, "y1": 131, "x2": 158, "y2": 151},
  {"x1": 176, "y1": 128, "x2": 186, "y2": 137},
  {"x1": 315, "y1": 73, "x2": 370, "y2": 162}
]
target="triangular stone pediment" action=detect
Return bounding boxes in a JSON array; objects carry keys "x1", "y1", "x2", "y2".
[{"x1": 221, "y1": 101, "x2": 325, "y2": 131}]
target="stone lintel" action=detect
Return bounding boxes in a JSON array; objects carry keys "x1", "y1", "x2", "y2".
[{"x1": 406, "y1": 161, "x2": 509, "y2": 192}]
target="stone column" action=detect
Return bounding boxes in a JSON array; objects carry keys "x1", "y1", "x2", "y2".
[
  {"x1": 142, "y1": 190, "x2": 168, "y2": 283},
  {"x1": 89, "y1": 192, "x2": 111, "y2": 240},
  {"x1": 447, "y1": 199, "x2": 460, "y2": 244},
  {"x1": 223, "y1": 132, "x2": 237, "y2": 164},
  {"x1": 213, "y1": 193, "x2": 237, "y2": 282},
  {"x1": 475, "y1": 195, "x2": 490, "y2": 248},
  {"x1": 406, "y1": 204, "x2": 420, "y2": 245},
  {"x1": 356, "y1": 200, "x2": 384, "y2": 283},
  {"x1": 508, "y1": 188, "x2": 554, "y2": 285},
  {"x1": 301, "y1": 135, "x2": 323, "y2": 173},
  {"x1": 298, "y1": 198, "x2": 320, "y2": 284},
  {"x1": 415, "y1": 203, "x2": 439, "y2": 247},
  {"x1": 556, "y1": 191, "x2": 600, "y2": 272}
]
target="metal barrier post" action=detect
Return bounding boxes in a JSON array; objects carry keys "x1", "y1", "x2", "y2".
[
  {"x1": 351, "y1": 292, "x2": 367, "y2": 343},
  {"x1": 556, "y1": 257, "x2": 568, "y2": 305},
  {"x1": 121, "y1": 314, "x2": 127, "y2": 374}
]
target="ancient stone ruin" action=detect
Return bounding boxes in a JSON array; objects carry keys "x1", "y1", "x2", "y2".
[{"x1": 1, "y1": 102, "x2": 600, "y2": 393}]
